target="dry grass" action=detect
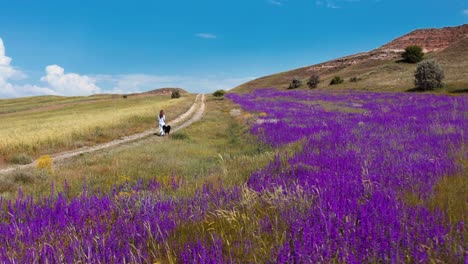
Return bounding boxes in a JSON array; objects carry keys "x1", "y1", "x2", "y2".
[
  {"x1": 0, "y1": 94, "x2": 113, "y2": 114},
  {"x1": 233, "y1": 38, "x2": 468, "y2": 93},
  {"x1": 0, "y1": 94, "x2": 195, "y2": 163},
  {"x1": 0, "y1": 95, "x2": 297, "y2": 200},
  {"x1": 429, "y1": 174, "x2": 467, "y2": 225}
]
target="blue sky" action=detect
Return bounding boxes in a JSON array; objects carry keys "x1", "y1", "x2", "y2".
[{"x1": 0, "y1": 0, "x2": 466, "y2": 97}]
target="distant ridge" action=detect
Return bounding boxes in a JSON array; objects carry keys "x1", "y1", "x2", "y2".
[
  {"x1": 131, "y1": 87, "x2": 188, "y2": 96},
  {"x1": 233, "y1": 24, "x2": 468, "y2": 93}
]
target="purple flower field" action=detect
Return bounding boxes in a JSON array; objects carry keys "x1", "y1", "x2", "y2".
[
  {"x1": 229, "y1": 89, "x2": 466, "y2": 263},
  {"x1": 1, "y1": 88, "x2": 466, "y2": 263}
]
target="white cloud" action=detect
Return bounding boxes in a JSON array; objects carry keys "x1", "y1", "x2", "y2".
[
  {"x1": 326, "y1": 0, "x2": 340, "y2": 8},
  {"x1": 0, "y1": 37, "x2": 254, "y2": 98},
  {"x1": 0, "y1": 38, "x2": 25, "y2": 83},
  {"x1": 317, "y1": 0, "x2": 356, "y2": 8},
  {"x1": 40, "y1": 65, "x2": 101, "y2": 96},
  {"x1": 195, "y1": 33, "x2": 217, "y2": 39},
  {"x1": 0, "y1": 37, "x2": 30, "y2": 98},
  {"x1": 94, "y1": 74, "x2": 256, "y2": 94},
  {"x1": 1, "y1": 37, "x2": 101, "y2": 98},
  {"x1": 3, "y1": 84, "x2": 61, "y2": 98},
  {"x1": 114, "y1": 74, "x2": 176, "y2": 90},
  {"x1": 267, "y1": 0, "x2": 283, "y2": 5},
  {"x1": 172, "y1": 76, "x2": 256, "y2": 93}
]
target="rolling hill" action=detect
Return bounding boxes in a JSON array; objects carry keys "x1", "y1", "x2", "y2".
[{"x1": 232, "y1": 24, "x2": 468, "y2": 93}]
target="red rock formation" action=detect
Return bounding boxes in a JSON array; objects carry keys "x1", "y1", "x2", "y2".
[
  {"x1": 305, "y1": 24, "x2": 468, "y2": 74},
  {"x1": 378, "y1": 24, "x2": 468, "y2": 52}
]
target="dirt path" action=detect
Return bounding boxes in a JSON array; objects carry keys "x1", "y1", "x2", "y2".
[{"x1": 0, "y1": 94, "x2": 206, "y2": 175}]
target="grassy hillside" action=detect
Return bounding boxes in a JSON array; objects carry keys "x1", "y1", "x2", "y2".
[
  {"x1": 0, "y1": 93, "x2": 195, "y2": 165},
  {"x1": 0, "y1": 94, "x2": 114, "y2": 114},
  {"x1": 233, "y1": 37, "x2": 467, "y2": 93},
  {"x1": 432, "y1": 36, "x2": 468, "y2": 90}
]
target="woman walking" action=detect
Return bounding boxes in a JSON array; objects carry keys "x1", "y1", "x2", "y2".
[{"x1": 158, "y1": 110, "x2": 166, "y2": 136}]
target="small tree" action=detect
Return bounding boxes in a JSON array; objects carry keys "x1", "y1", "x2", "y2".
[
  {"x1": 329, "y1": 76, "x2": 344, "y2": 85},
  {"x1": 288, "y1": 78, "x2": 302, "y2": 89},
  {"x1": 171, "y1": 91, "x2": 181, "y2": 98},
  {"x1": 213, "y1": 90, "x2": 226, "y2": 97},
  {"x1": 402, "y1": 45, "x2": 424, "y2": 63},
  {"x1": 414, "y1": 60, "x2": 444, "y2": 90},
  {"x1": 307, "y1": 74, "x2": 320, "y2": 89}
]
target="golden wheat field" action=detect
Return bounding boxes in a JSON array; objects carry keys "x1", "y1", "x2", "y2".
[{"x1": 0, "y1": 94, "x2": 195, "y2": 162}]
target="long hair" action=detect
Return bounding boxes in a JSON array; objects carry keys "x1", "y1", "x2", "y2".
[{"x1": 159, "y1": 110, "x2": 165, "y2": 118}]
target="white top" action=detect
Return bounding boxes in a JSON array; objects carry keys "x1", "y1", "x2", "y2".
[{"x1": 158, "y1": 114, "x2": 166, "y2": 126}]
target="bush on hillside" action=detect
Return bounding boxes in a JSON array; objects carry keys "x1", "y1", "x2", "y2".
[
  {"x1": 171, "y1": 91, "x2": 181, "y2": 99},
  {"x1": 402, "y1": 45, "x2": 424, "y2": 63},
  {"x1": 350, "y1": 77, "x2": 361, "y2": 82},
  {"x1": 329, "y1": 76, "x2": 344, "y2": 85},
  {"x1": 307, "y1": 74, "x2": 320, "y2": 89},
  {"x1": 213, "y1": 90, "x2": 226, "y2": 97},
  {"x1": 288, "y1": 78, "x2": 302, "y2": 89},
  {"x1": 414, "y1": 60, "x2": 444, "y2": 91}
]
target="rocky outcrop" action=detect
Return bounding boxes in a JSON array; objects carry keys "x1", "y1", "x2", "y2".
[
  {"x1": 378, "y1": 24, "x2": 468, "y2": 52},
  {"x1": 305, "y1": 24, "x2": 468, "y2": 75}
]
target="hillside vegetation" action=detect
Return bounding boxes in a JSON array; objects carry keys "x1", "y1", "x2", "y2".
[{"x1": 233, "y1": 25, "x2": 467, "y2": 93}]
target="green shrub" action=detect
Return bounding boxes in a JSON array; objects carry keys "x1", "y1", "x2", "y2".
[
  {"x1": 414, "y1": 60, "x2": 444, "y2": 90},
  {"x1": 307, "y1": 74, "x2": 320, "y2": 89},
  {"x1": 350, "y1": 77, "x2": 361, "y2": 82},
  {"x1": 213, "y1": 90, "x2": 226, "y2": 97},
  {"x1": 288, "y1": 78, "x2": 302, "y2": 89},
  {"x1": 171, "y1": 91, "x2": 181, "y2": 99},
  {"x1": 10, "y1": 153, "x2": 33, "y2": 165},
  {"x1": 402, "y1": 45, "x2": 424, "y2": 63},
  {"x1": 330, "y1": 76, "x2": 344, "y2": 85}
]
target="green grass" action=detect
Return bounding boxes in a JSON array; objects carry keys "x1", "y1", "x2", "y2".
[
  {"x1": 0, "y1": 96, "x2": 299, "y2": 200},
  {"x1": 233, "y1": 37, "x2": 468, "y2": 93},
  {"x1": 0, "y1": 94, "x2": 195, "y2": 163}
]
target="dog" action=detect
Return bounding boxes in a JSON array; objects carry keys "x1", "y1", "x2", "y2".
[{"x1": 163, "y1": 125, "x2": 171, "y2": 135}]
